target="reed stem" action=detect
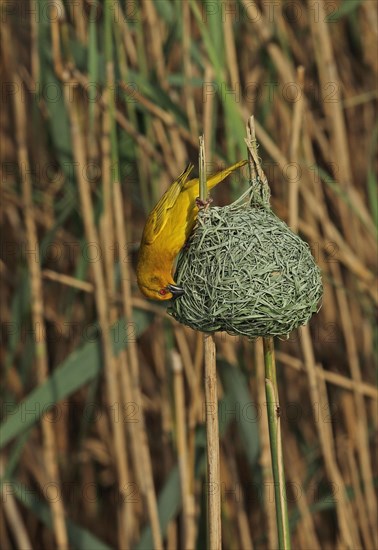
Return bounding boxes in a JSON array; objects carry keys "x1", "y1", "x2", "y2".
[
  {"x1": 204, "y1": 333, "x2": 221, "y2": 550},
  {"x1": 263, "y1": 337, "x2": 291, "y2": 550},
  {"x1": 199, "y1": 135, "x2": 207, "y2": 202},
  {"x1": 246, "y1": 116, "x2": 291, "y2": 550},
  {"x1": 199, "y1": 136, "x2": 221, "y2": 550}
]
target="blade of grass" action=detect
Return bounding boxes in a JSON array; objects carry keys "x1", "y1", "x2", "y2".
[
  {"x1": 217, "y1": 360, "x2": 260, "y2": 467},
  {"x1": 0, "y1": 311, "x2": 152, "y2": 448},
  {"x1": 0, "y1": 478, "x2": 112, "y2": 550},
  {"x1": 326, "y1": 0, "x2": 361, "y2": 22}
]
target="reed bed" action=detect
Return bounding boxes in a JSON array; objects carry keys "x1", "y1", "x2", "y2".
[{"x1": 1, "y1": 1, "x2": 377, "y2": 549}]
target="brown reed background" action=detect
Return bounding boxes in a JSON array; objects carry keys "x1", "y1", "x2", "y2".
[{"x1": 1, "y1": 1, "x2": 377, "y2": 549}]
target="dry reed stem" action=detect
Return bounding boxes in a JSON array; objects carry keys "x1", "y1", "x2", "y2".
[
  {"x1": 72, "y1": 62, "x2": 229, "y2": 172},
  {"x1": 300, "y1": 326, "x2": 358, "y2": 548},
  {"x1": 301, "y1": 126, "x2": 339, "y2": 326},
  {"x1": 301, "y1": 194, "x2": 377, "y2": 302},
  {"x1": 152, "y1": 119, "x2": 180, "y2": 179},
  {"x1": 30, "y1": 0, "x2": 39, "y2": 84},
  {"x1": 223, "y1": 1, "x2": 240, "y2": 91},
  {"x1": 120, "y1": 80, "x2": 174, "y2": 127},
  {"x1": 224, "y1": 444, "x2": 254, "y2": 550},
  {"x1": 41, "y1": 268, "x2": 178, "y2": 318},
  {"x1": 188, "y1": 332, "x2": 204, "y2": 496},
  {"x1": 321, "y1": 374, "x2": 362, "y2": 546},
  {"x1": 199, "y1": 136, "x2": 221, "y2": 550},
  {"x1": 284, "y1": 434, "x2": 321, "y2": 550},
  {"x1": 42, "y1": 270, "x2": 94, "y2": 292},
  {"x1": 300, "y1": 67, "x2": 376, "y2": 544},
  {"x1": 0, "y1": 510, "x2": 11, "y2": 550},
  {"x1": 286, "y1": 79, "x2": 359, "y2": 546},
  {"x1": 113, "y1": 0, "x2": 137, "y2": 66},
  {"x1": 114, "y1": 72, "x2": 221, "y2": 164},
  {"x1": 174, "y1": 327, "x2": 197, "y2": 395},
  {"x1": 308, "y1": 0, "x2": 357, "y2": 246},
  {"x1": 65, "y1": 70, "x2": 162, "y2": 164},
  {"x1": 168, "y1": 125, "x2": 188, "y2": 170},
  {"x1": 182, "y1": 0, "x2": 199, "y2": 137},
  {"x1": 1, "y1": 482, "x2": 33, "y2": 550},
  {"x1": 343, "y1": 405, "x2": 374, "y2": 550},
  {"x1": 100, "y1": 93, "x2": 116, "y2": 309},
  {"x1": 174, "y1": 324, "x2": 199, "y2": 496},
  {"x1": 74, "y1": 0, "x2": 86, "y2": 41},
  {"x1": 204, "y1": 333, "x2": 222, "y2": 550},
  {"x1": 275, "y1": 351, "x2": 378, "y2": 399},
  {"x1": 244, "y1": 0, "x2": 296, "y2": 83},
  {"x1": 116, "y1": 349, "x2": 144, "y2": 474},
  {"x1": 330, "y1": 261, "x2": 377, "y2": 545},
  {"x1": 50, "y1": 4, "x2": 65, "y2": 80},
  {"x1": 112, "y1": 174, "x2": 163, "y2": 549},
  {"x1": 0, "y1": 459, "x2": 33, "y2": 550},
  {"x1": 142, "y1": 0, "x2": 166, "y2": 86},
  {"x1": 13, "y1": 73, "x2": 68, "y2": 550},
  {"x1": 172, "y1": 350, "x2": 196, "y2": 550},
  {"x1": 102, "y1": 51, "x2": 133, "y2": 544},
  {"x1": 203, "y1": 64, "x2": 215, "y2": 161},
  {"x1": 248, "y1": 43, "x2": 377, "y2": 280},
  {"x1": 2, "y1": 188, "x2": 75, "y2": 242},
  {"x1": 254, "y1": 339, "x2": 278, "y2": 550},
  {"x1": 167, "y1": 521, "x2": 178, "y2": 550},
  {"x1": 289, "y1": 66, "x2": 305, "y2": 232},
  {"x1": 65, "y1": 87, "x2": 131, "y2": 544}
]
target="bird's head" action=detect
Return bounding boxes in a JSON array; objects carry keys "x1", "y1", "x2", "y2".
[{"x1": 137, "y1": 274, "x2": 185, "y2": 301}]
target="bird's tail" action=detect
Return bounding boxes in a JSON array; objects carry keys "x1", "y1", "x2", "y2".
[
  {"x1": 178, "y1": 162, "x2": 195, "y2": 183},
  {"x1": 206, "y1": 159, "x2": 248, "y2": 190}
]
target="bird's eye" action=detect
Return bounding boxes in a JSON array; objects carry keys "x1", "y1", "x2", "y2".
[{"x1": 158, "y1": 288, "x2": 167, "y2": 296}]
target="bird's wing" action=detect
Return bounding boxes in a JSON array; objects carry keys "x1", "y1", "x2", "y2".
[{"x1": 143, "y1": 163, "x2": 195, "y2": 244}]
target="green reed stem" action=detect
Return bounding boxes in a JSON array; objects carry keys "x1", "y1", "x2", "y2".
[
  {"x1": 246, "y1": 116, "x2": 291, "y2": 549},
  {"x1": 199, "y1": 135, "x2": 207, "y2": 201},
  {"x1": 263, "y1": 337, "x2": 291, "y2": 550}
]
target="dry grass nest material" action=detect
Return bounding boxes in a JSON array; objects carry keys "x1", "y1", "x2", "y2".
[{"x1": 169, "y1": 186, "x2": 323, "y2": 338}]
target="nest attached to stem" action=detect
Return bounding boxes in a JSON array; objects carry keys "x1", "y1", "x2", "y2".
[{"x1": 168, "y1": 183, "x2": 323, "y2": 338}]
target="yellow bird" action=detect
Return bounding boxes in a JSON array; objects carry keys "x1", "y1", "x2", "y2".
[{"x1": 136, "y1": 159, "x2": 247, "y2": 300}]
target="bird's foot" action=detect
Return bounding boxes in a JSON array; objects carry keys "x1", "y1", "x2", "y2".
[{"x1": 195, "y1": 196, "x2": 213, "y2": 209}]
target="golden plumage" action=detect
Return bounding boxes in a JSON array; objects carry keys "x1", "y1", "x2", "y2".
[{"x1": 136, "y1": 160, "x2": 247, "y2": 300}]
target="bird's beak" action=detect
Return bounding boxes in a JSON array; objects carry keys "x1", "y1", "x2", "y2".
[{"x1": 167, "y1": 284, "x2": 185, "y2": 299}]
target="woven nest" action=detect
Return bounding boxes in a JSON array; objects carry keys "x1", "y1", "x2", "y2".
[{"x1": 168, "y1": 186, "x2": 323, "y2": 338}]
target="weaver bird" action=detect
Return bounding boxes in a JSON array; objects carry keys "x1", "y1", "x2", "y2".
[{"x1": 136, "y1": 159, "x2": 247, "y2": 300}]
